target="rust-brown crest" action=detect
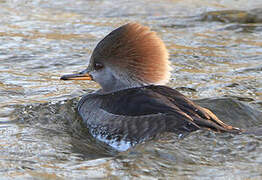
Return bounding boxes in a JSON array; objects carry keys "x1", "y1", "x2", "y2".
[{"x1": 91, "y1": 23, "x2": 172, "y2": 85}]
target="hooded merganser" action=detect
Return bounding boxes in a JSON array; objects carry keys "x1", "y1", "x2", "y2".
[{"x1": 61, "y1": 23, "x2": 240, "y2": 150}]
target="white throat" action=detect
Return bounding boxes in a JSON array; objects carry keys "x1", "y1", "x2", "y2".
[{"x1": 89, "y1": 66, "x2": 145, "y2": 94}]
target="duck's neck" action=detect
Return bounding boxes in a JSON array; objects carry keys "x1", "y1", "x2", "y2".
[
  {"x1": 91, "y1": 66, "x2": 147, "y2": 94},
  {"x1": 98, "y1": 81, "x2": 145, "y2": 94}
]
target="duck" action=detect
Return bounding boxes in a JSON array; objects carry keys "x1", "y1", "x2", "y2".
[{"x1": 61, "y1": 23, "x2": 241, "y2": 150}]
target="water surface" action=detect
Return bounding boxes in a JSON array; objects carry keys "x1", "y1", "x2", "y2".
[{"x1": 1, "y1": 0, "x2": 262, "y2": 179}]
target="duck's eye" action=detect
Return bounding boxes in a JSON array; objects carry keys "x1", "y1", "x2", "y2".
[{"x1": 94, "y1": 62, "x2": 103, "y2": 70}]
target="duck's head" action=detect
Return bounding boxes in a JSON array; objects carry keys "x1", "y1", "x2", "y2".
[{"x1": 61, "y1": 23, "x2": 172, "y2": 93}]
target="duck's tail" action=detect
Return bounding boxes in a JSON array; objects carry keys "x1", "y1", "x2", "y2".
[{"x1": 194, "y1": 107, "x2": 243, "y2": 133}]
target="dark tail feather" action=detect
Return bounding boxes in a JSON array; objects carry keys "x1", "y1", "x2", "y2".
[
  {"x1": 193, "y1": 107, "x2": 243, "y2": 133},
  {"x1": 193, "y1": 117, "x2": 242, "y2": 133}
]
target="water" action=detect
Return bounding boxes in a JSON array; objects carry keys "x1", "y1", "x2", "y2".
[{"x1": 1, "y1": 0, "x2": 262, "y2": 179}]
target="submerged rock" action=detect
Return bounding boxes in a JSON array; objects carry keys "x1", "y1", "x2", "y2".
[{"x1": 200, "y1": 9, "x2": 262, "y2": 23}]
